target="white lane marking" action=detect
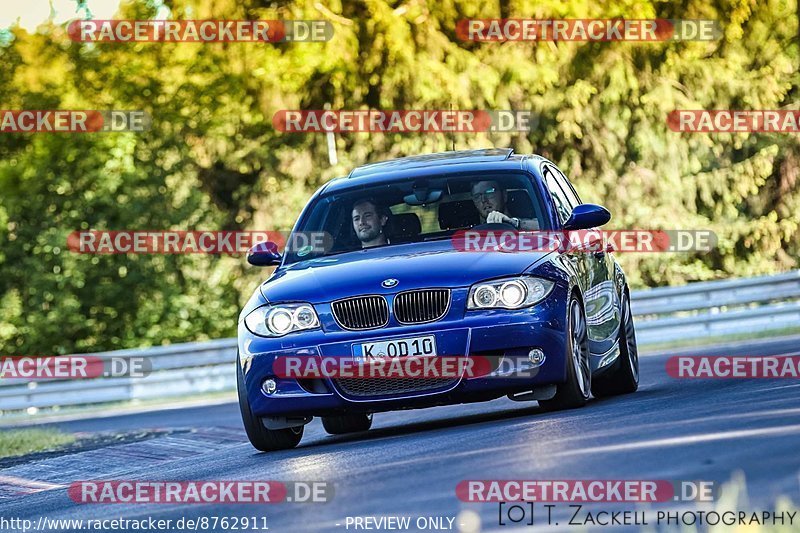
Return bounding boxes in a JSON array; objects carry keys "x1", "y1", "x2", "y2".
[
  {"x1": 550, "y1": 423, "x2": 800, "y2": 457},
  {"x1": 298, "y1": 420, "x2": 800, "y2": 474},
  {"x1": 0, "y1": 474, "x2": 64, "y2": 493}
]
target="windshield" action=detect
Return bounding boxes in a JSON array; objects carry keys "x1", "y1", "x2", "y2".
[{"x1": 283, "y1": 172, "x2": 546, "y2": 264}]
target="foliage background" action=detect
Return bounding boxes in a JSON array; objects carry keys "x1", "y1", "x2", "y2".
[{"x1": 0, "y1": 0, "x2": 798, "y2": 354}]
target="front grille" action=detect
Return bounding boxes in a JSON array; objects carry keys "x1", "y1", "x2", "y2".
[
  {"x1": 331, "y1": 295, "x2": 389, "y2": 330},
  {"x1": 394, "y1": 289, "x2": 450, "y2": 324},
  {"x1": 334, "y1": 377, "x2": 458, "y2": 398}
]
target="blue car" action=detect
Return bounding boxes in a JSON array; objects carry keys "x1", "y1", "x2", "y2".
[{"x1": 237, "y1": 149, "x2": 639, "y2": 451}]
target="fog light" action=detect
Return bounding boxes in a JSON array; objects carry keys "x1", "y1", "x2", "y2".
[
  {"x1": 262, "y1": 378, "x2": 277, "y2": 395},
  {"x1": 528, "y1": 349, "x2": 545, "y2": 366}
]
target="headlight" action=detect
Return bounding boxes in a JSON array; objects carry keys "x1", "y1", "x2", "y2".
[
  {"x1": 244, "y1": 303, "x2": 320, "y2": 337},
  {"x1": 467, "y1": 277, "x2": 554, "y2": 310}
]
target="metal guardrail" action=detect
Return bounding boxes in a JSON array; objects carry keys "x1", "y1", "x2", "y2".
[
  {"x1": 0, "y1": 339, "x2": 237, "y2": 412},
  {"x1": 631, "y1": 270, "x2": 800, "y2": 344},
  {"x1": 1, "y1": 271, "x2": 798, "y2": 415}
]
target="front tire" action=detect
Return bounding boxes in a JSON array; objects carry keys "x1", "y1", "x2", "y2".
[
  {"x1": 322, "y1": 413, "x2": 373, "y2": 435},
  {"x1": 591, "y1": 290, "x2": 639, "y2": 397},
  {"x1": 237, "y1": 359, "x2": 303, "y2": 451},
  {"x1": 539, "y1": 296, "x2": 591, "y2": 412}
]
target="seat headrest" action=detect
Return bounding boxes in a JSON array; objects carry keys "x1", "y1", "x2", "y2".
[
  {"x1": 438, "y1": 200, "x2": 480, "y2": 230},
  {"x1": 388, "y1": 213, "x2": 422, "y2": 242},
  {"x1": 507, "y1": 189, "x2": 536, "y2": 219}
]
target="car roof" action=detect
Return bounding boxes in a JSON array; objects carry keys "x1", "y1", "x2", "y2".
[{"x1": 321, "y1": 149, "x2": 545, "y2": 195}]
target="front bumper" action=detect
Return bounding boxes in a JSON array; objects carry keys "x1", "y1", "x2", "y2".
[{"x1": 238, "y1": 289, "x2": 568, "y2": 418}]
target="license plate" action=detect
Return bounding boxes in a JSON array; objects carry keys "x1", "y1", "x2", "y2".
[{"x1": 353, "y1": 335, "x2": 437, "y2": 363}]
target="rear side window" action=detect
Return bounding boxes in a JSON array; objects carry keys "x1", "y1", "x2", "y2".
[
  {"x1": 551, "y1": 167, "x2": 581, "y2": 208},
  {"x1": 543, "y1": 166, "x2": 573, "y2": 224}
]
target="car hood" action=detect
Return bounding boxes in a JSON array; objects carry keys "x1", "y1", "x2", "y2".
[{"x1": 260, "y1": 240, "x2": 552, "y2": 304}]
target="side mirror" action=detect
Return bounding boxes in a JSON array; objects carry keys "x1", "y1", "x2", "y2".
[
  {"x1": 563, "y1": 204, "x2": 611, "y2": 230},
  {"x1": 247, "y1": 241, "x2": 282, "y2": 266}
]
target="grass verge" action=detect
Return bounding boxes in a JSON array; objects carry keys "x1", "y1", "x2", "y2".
[
  {"x1": 0, "y1": 428, "x2": 75, "y2": 458},
  {"x1": 640, "y1": 327, "x2": 800, "y2": 353},
  {"x1": 0, "y1": 390, "x2": 237, "y2": 426}
]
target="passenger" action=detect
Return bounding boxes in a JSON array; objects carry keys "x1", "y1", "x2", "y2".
[{"x1": 352, "y1": 198, "x2": 390, "y2": 248}]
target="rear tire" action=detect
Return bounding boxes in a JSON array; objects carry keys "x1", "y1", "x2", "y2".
[
  {"x1": 237, "y1": 359, "x2": 303, "y2": 451},
  {"x1": 322, "y1": 413, "x2": 373, "y2": 435},
  {"x1": 539, "y1": 296, "x2": 591, "y2": 412},
  {"x1": 591, "y1": 290, "x2": 639, "y2": 397}
]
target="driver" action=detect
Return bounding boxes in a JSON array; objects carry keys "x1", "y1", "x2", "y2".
[
  {"x1": 352, "y1": 198, "x2": 390, "y2": 248},
  {"x1": 471, "y1": 180, "x2": 539, "y2": 230}
]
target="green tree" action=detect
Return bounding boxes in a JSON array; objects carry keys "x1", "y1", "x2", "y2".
[{"x1": 1, "y1": 0, "x2": 797, "y2": 354}]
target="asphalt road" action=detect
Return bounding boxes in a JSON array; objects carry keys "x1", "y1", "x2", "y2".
[{"x1": 1, "y1": 336, "x2": 799, "y2": 532}]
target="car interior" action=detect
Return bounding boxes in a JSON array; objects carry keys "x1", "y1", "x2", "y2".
[{"x1": 296, "y1": 176, "x2": 545, "y2": 259}]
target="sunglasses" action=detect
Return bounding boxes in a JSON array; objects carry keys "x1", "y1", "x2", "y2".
[{"x1": 471, "y1": 187, "x2": 498, "y2": 202}]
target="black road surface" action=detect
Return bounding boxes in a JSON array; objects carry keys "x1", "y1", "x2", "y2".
[{"x1": 1, "y1": 336, "x2": 799, "y2": 532}]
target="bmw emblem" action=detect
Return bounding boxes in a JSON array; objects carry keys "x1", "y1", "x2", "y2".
[{"x1": 381, "y1": 278, "x2": 399, "y2": 288}]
